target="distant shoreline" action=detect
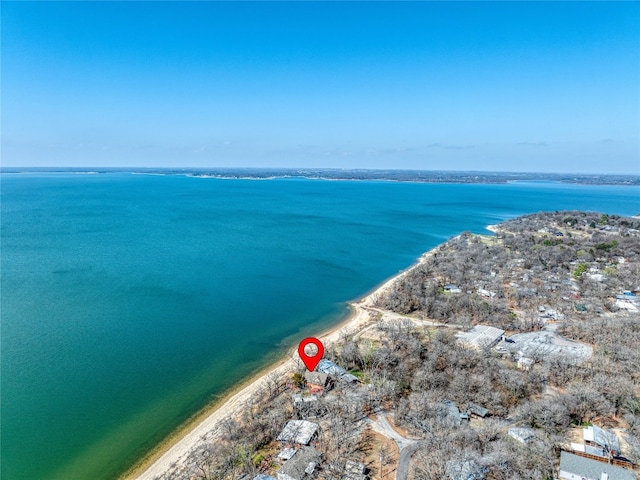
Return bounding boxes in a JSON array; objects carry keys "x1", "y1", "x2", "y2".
[
  {"x1": 2, "y1": 167, "x2": 639, "y2": 186},
  {"x1": 127, "y1": 246, "x2": 437, "y2": 480}
]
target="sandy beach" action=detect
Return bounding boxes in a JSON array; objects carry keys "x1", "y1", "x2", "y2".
[{"x1": 130, "y1": 249, "x2": 434, "y2": 480}]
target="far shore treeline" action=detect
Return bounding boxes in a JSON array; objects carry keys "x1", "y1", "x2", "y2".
[{"x1": 1, "y1": 167, "x2": 639, "y2": 186}]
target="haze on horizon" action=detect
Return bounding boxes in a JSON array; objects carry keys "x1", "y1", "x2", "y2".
[{"x1": 2, "y1": 1, "x2": 639, "y2": 175}]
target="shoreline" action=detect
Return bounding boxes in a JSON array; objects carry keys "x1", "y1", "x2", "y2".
[{"x1": 128, "y1": 248, "x2": 436, "y2": 480}]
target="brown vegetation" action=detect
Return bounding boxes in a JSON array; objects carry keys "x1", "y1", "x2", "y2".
[{"x1": 159, "y1": 211, "x2": 640, "y2": 480}]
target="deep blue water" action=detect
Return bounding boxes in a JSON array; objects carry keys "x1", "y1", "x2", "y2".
[{"x1": 1, "y1": 173, "x2": 638, "y2": 479}]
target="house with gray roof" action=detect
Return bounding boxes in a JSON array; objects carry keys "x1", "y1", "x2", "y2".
[
  {"x1": 316, "y1": 359, "x2": 359, "y2": 383},
  {"x1": 467, "y1": 403, "x2": 490, "y2": 418},
  {"x1": 437, "y1": 399, "x2": 469, "y2": 426},
  {"x1": 445, "y1": 459, "x2": 487, "y2": 480},
  {"x1": 559, "y1": 451, "x2": 635, "y2": 480},
  {"x1": 444, "y1": 284, "x2": 462, "y2": 293},
  {"x1": 304, "y1": 371, "x2": 330, "y2": 394},
  {"x1": 277, "y1": 420, "x2": 319, "y2": 445},
  {"x1": 277, "y1": 446, "x2": 322, "y2": 480},
  {"x1": 583, "y1": 426, "x2": 621, "y2": 456},
  {"x1": 508, "y1": 427, "x2": 535, "y2": 444},
  {"x1": 456, "y1": 325, "x2": 505, "y2": 350},
  {"x1": 304, "y1": 371, "x2": 328, "y2": 388},
  {"x1": 343, "y1": 460, "x2": 368, "y2": 480}
]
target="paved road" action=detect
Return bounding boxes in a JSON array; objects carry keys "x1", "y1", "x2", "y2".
[
  {"x1": 396, "y1": 442, "x2": 421, "y2": 480},
  {"x1": 368, "y1": 413, "x2": 421, "y2": 480}
]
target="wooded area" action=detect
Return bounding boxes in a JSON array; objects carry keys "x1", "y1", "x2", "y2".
[{"x1": 160, "y1": 211, "x2": 640, "y2": 480}]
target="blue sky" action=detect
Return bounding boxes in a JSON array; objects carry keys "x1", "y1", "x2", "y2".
[{"x1": 2, "y1": 1, "x2": 639, "y2": 173}]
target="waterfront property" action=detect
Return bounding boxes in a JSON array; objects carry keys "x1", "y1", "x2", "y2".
[
  {"x1": 304, "y1": 371, "x2": 329, "y2": 394},
  {"x1": 316, "y1": 359, "x2": 359, "y2": 383}
]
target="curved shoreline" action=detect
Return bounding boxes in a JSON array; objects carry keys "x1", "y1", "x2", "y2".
[{"x1": 128, "y1": 249, "x2": 436, "y2": 480}]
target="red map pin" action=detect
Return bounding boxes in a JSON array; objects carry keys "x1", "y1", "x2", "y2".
[{"x1": 298, "y1": 337, "x2": 324, "y2": 372}]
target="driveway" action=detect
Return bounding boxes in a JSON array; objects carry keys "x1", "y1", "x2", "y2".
[{"x1": 368, "y1": 412, "x2": 421, "y2": 480}]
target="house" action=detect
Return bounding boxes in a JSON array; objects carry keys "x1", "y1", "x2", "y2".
[
  {"x1": 304, "y1": 371, "x2": 329, "y2": 394},
  {"x1": 615, "y1": 298, "x2": 639, "y2": 312},
  {"x1": 467, "y1": 402, "x2": 490, "y2": 418},
  {"x1": 559, "y1": 452, "x2": 635, "y2": 480},
  {"x1": 343, "y1": 460, "x2": 368, "y2": 480},
  {"x1": 292, "y1": 393, "x2": 318, "y2": 405},
  {"x1": 445, "y1": 460, "x2": 487, "y2": 480},
  {"x1": 444, "y1": 284, "x2": 462, "y2": 293},
  {"x1": 508, "y1": 427, "x2": 535, "y2": 444},
  {"x1": 583, "y1": 426, "x2": 620, "y2": 456},
  {"x1": 616, "y1": 292, "x2": 639, "y2": 311},
  {"x1": 574, "y1": 302, "x2": 588, "y2": 312},
  {"x1": 539, "y1": 308, "x2": 565, "y2": 320},
  {"x1": 437, "y1": 399, "x2": 468, "y2": 426},
  {"x1": 277, "y1": 420, "x2": 319, "y2": 445},
  {"x1": 277, "y1": 446, "x2": 322, "y2": 480},
  {"x1": 316, "y1": 359, "x2": 359, "y2": 383},
  {"x1": 456, "y1": 325, "x2": 505, "y2": 350},
  {"x1": 477, "y1": 289, "x2": 497, "y2": 298}
]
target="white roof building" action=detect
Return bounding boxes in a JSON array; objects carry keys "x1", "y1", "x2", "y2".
[
  {"x1": 277, "y1": 420, "x2": 319, "y2": 445},
  {"x1": 583, "y1": 426, "x2": 620, "y2": 455},
  {"x1": 457, "y1": 325, "x2": 505, "y2": 349},
  {"x1": 292, "y1": 393, "x2": 318, "y2": 405},
  {"x1": 477, "y1": 289, "x2": 497, "y2": 298},
  {"x1": 559, "y1": 451, "x2": 635, "y2": 480},
  {"x1": 508, "y1": 427, "x2": 535, "y2": 444}
]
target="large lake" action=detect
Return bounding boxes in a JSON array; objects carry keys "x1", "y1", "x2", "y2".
[{"x1": 1, "y1": 173, "x2": 639, "y2": 479}]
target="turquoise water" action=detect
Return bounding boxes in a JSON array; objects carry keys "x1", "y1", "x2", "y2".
[{"x1": 1, "y1": 173, "x2": 639, "y2": 480}]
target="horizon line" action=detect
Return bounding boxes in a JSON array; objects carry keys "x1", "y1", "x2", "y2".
[{"x1": 1, "y1": 166, "x2": 639, "y2": 177}]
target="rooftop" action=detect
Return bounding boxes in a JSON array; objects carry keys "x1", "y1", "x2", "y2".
[
  {"x1": 559, "y1": 451, "x2": 636, "y2": 480},
  {"x1": 583, "y1": 426, "x2": 620, "y2": 454},
  {"x1": 343, "y1": 460, "x2": 367, "y2": 480},
  {"x1": 445, "y1": 459, "x2": 487, "y2": 480},
  {"x1": 456, "y1": 325, "x2": 505, "y2": 349},
  {"x1": 277, "y1": 446, "x2": 322, "y2": 480},
  {"x1": 292, "y1": 393, "x2": 318, "y2": 405},
  {"x1": 316, "y1": 359, "x2": 359, "y2": 383},
  {"x1": 508, "y1": 427, "x2": 535, "y2": 444},
  {"x1": 277, "y1": 420, "x2": 319, "y2": 445},
  {"x1": 467, "y1": 403, "x2": 489, "y2": 417},
  {"x1": 304, "y1": 371, "x2": 328, "y2": 386}
]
